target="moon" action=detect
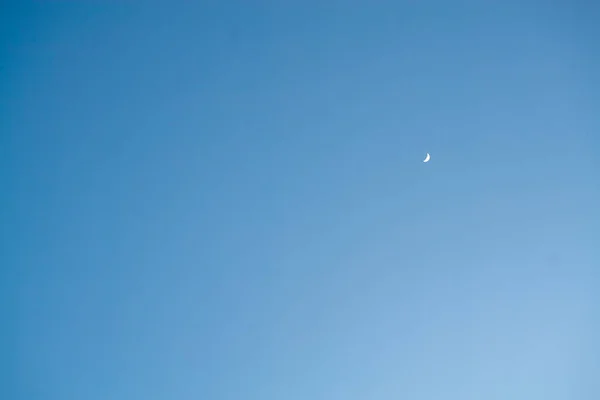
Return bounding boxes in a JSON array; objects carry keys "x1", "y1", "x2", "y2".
[{"x1": 423, "y1": 153, "x2": 431, "y2": 163}]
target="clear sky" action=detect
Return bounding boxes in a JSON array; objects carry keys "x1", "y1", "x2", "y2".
[{"x1": 2, "y1": 2, "x2": 599, "y2": 399}]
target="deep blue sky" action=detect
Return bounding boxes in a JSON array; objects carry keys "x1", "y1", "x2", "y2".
[{"x1": 2, "y1": 2, "x2": 599, "y2": 399}]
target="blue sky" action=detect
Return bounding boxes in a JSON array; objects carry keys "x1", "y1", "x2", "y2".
[{"x1": 2, "y1": 2, "x2": 599, "y2": 399}]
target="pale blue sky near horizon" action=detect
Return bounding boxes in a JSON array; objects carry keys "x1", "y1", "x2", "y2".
[{"x1": 2, "y1": 2, "x2": 599, "y2": 399}]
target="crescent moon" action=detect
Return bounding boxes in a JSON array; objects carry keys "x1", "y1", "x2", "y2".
[{"x1": 423, "y1": 153, "x2": 430, "y2": 163}]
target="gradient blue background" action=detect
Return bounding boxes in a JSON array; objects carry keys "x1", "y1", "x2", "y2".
[{"x1": 2, "y1": 2, "x2": 599, "y2": 399}]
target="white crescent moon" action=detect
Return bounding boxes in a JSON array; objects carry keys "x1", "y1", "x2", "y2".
[{"x1": 423, "y1": 153, "x2": 430, "y2": 163}]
